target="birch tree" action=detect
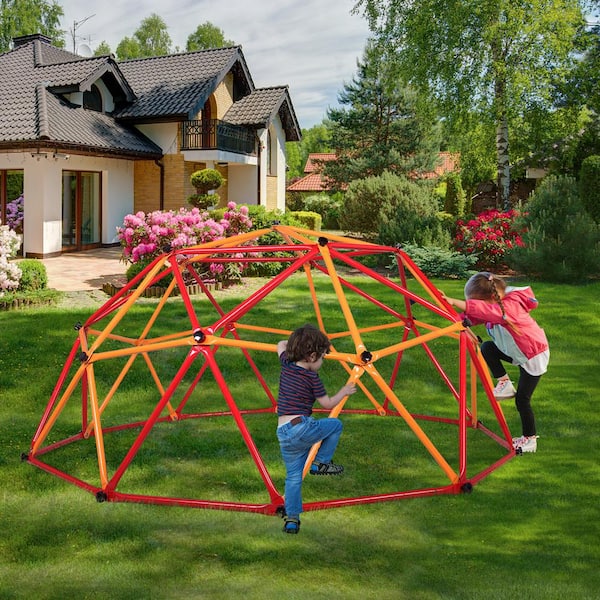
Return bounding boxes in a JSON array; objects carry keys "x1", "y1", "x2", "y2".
[{"x1": 353, "y1": 0, "x2": 587, "y2": 209}]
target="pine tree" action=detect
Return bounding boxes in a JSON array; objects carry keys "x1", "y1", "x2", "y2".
[{"x1": 320, "y1": 41, "x2": 441, "y2": 191}]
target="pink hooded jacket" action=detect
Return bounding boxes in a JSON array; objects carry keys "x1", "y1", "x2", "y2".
[{"x1": 462, "y1": 286, "x2": 549, "y2": 360}]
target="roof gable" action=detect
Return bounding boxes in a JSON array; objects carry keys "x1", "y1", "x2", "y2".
[
  {"x1": 115, "y1": 46, "x2": 253, "y2": 121},
  {"x1": 224, "y1": 86, "x2": 301, "y2": 141},
  {"x1": 0, "y1": 39, "x2": 159, "y2": 156}
]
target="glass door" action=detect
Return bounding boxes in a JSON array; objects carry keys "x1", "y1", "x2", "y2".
[
  {"x1": 0, "y1": 170, "x2": 24, "y2": 254},
  {"x1": 62, "y1": 171, "x2": 101, "y2": 251}
]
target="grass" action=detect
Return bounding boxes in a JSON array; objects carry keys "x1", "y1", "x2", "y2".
[{"x1": 0, "y1": 274, "x2": 599, "y2": 599}]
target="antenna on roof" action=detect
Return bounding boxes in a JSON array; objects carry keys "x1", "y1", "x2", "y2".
[
  {"x1": 77, "y1": 43, "x2": 93, "y2": 57},
  {"x1": 70, "y1": 14, "x2": 96, "y2": 53}
]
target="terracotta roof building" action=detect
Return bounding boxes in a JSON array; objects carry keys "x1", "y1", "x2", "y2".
[
  {"x1": 287, "y1": 151, "x2": 459, "y2": 193},
  {"x1": 286, "y1": 153, "x2": 337, "y2": 192}
]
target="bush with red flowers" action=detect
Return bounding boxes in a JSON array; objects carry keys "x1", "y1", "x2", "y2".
[{"x1": 452, "y1": 209, "x2": 525, "y2": 271}]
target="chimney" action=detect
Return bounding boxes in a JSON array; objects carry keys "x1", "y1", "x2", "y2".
[{"x1": 12, "y1": 33, "x2": 53, "y2": 48}]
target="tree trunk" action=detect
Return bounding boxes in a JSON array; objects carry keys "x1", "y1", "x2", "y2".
[{"x1": 496, "y1": 114, "x2": 510, "y2": 211}]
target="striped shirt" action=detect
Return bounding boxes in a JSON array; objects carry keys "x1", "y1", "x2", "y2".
[{"x1": 277, "y1": 352, "x2": 326, "y2": 416}]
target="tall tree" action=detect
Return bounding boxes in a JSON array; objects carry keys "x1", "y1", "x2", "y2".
[
  {"x1": 186, "y1": 21, "x2": 233, "y2": 51},
  {"x1": 117, "y1": 13, "x2": 171, "y2": 60},
  {"x1": 354, "y1": 0, "x2": 587, "y2": 209},
  {"x1": 0, "y1": 0, "x2": 64, "y2": 52},
  {"x1": 285, "y1": 122, "x2": 333, "y2": 179},
  {"x1": 93, "y1": 40, "x2": 112, "y2": 56},
  {"x1": 320, "y1": 41, "x2": 440, "y2": 191}
]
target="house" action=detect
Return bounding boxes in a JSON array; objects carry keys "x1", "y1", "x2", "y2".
[
  {"x1": 286, "y1": 153, "x2": 337, "y2": 192},
  {"x1": 0, "y1": 34, "x2": 301, "y2": 258},
  {"x1": 286, "y1": 151, "x2": 459, "y2": 194},
  {"x1": 416, "y1": 151, "x2": 459, "y2": 180}
]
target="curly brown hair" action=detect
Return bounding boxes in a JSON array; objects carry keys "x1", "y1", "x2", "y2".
[{"x1": 286, "y1": 324, "x2": 330, "y2": 362}]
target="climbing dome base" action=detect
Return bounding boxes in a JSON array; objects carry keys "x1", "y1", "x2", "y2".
[{"x1": 26, "y1": 226, "x2": 515, "y2": 515}]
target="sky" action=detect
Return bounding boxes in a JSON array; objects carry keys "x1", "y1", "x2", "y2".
[{"x1": 57, "y1": 0, "x2": 373, "y2": 130}]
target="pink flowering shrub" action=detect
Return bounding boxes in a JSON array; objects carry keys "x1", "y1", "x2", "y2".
[
  {"x1": 452, "y1": 209, "x2": 525, "y2": 270},
  {"x1": 116, "y1": 202, "x2": 253, "y2": 283}
]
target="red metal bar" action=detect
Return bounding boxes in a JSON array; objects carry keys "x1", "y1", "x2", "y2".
[
  {"x1": 203, "y1": 347, "x2": 283, "y2": 504},
  {"x1": 106, "y1": 347, "x2": 201, "y2": 492},
  {"x1": 210, "y1": 246, "x2": 321, "y2": 334},
  {"x1": 30, "y1": 337, "x2": 81, "y2": 449},
  {"x1": 458, "y1": 331, "x2": 468, "y2": 482}
]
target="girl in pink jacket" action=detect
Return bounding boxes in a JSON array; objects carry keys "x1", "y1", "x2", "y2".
[{"x1": 442, "y1": 272, "x2": 549, "y2": 454}]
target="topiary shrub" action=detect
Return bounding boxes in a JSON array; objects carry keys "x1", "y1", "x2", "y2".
[
  {"x1": 508, "y1": 175, "x2": 600, "y2": 282},
  {"x1": 17, "y1": 259, "x2": 47, "y2": 291},
  {"x1": 579, "y1": 154, "x2": 600, "y2": 224},
  {"x1": 289, "y1": 210, "x2": 321, "y2": 231},
  {"x1": 188, "y1": 168, "x2": 225, "y2": 209}
]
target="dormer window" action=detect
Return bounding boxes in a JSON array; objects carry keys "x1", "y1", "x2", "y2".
[{"x1": 83, "y1": 84, "x2": 103, "y2": 112}]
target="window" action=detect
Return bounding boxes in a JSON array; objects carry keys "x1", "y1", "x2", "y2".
[
  {"x1": 83, "y1": 84, "x2": 103, "y2": 112},
  {"x1": 267, "y1": 128, "x2": 278, "y2": 176},
  {"x1": 0, "y1": 170, "x2": 24, "y2": 252}
]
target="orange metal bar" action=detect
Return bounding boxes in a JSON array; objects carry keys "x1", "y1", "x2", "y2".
[
  {"x1": 319, "y1": 242, "x2": 366, "y2": 354},
  {"x1": 84, "y1": 353, "x2": 138, "y2": 438},
  {"x1": 302, "y1": 366, "x2": 364, "y2": 477},
  {"x1": 86, "y1": 365, "x2": 109, "y2": 488},
  {"x1": 85, "y1": 257, "x2": 169, "y2": 358},
  {"x1": 362, "y1": 363, "x2": 458, "y2": 483},
  {"x1": 370, "y1": 321, "x2": 466, "y2": 361},
  {"x1": 31, "y1": 362, "x2": 88, "y2": 454}
]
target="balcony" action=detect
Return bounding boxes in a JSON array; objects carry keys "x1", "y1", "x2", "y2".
[{"x1": 181, "y1": 119, "x2": 256, "y2": 156}]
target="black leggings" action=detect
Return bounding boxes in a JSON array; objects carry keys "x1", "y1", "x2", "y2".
[{"x1": 481, "y1": 341, "x2": 540, "y2": 437}]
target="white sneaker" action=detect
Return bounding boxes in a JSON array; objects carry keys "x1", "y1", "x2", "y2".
[
  {"x1": 493, "y1": 379, "x2": 517, "y2": 399},
  {"x1": 512, "y1": 435, "x2": 538, "y2": 454}
]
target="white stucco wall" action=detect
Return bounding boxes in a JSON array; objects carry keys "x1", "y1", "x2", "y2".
[
  {"x1": 227, "y1": 164, "x2": 258, "y2": 205},
  {"x1": 273, "y1": 117, "x2": 287, "y2": 212},
  {"x1": 136, "y1": 123, "x2": 179, "y2": 155},
  {"x1": 1, "y1": 151, "x2": 133, "y2": 256}
]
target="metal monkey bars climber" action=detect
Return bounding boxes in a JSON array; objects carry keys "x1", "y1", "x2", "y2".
[{"x1": 25, "y1": 225, "x2": 515, "y2": 515}]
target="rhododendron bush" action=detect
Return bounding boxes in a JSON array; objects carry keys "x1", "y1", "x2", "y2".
[
  {"x1": 452, "y1": 209, "x2": 525, "y2": 270},
  {"x1": 116, "y1": 203, "x2": 253, "y2": 282}
]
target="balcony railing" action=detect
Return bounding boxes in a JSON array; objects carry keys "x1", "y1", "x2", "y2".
[{"x1": 181, "y1": 119, "x2": 256, "y2": 156}]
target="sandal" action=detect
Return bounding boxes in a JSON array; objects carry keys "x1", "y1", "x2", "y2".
[{"x1": 283, "y1": 516, "x2": 300, "y2": 534}]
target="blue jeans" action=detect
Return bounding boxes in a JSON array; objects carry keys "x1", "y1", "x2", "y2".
[{"x1": 276, "y1": 416, "x2": 343, "y2": 518}]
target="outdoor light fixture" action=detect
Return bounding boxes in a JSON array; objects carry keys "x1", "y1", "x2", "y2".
[{"x1": 53, "y1": 153, "x2": 70, "y2": 160}]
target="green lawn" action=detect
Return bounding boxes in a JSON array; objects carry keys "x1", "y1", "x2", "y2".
[{"x1": 0, "y1": 275, "x2": 598, "y2": 600}]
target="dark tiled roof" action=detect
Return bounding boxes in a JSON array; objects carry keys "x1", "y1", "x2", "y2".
[
  {"x1": 0, "y1": 39, "x2": 161, "y2": 156},
  {"x1": 0, "y1": 37, "x2": 300, "y2": 153},
  {"x1": 115, "y1": 47, "x2": 248, "y2": 120},
  {"x1": 224, "y1": 86, "x2": 301, "y2": 141}
]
